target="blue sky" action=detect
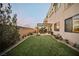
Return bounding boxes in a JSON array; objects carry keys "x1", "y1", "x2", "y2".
[{"x1": 11, "y1": 3, "x2": 50, "y2": 28}]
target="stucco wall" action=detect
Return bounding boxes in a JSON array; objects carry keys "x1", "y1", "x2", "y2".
[
  {"x1": 47, "y1": 4, "x2": 79, "y2": 44},
  {"x1": 18, "y1": 27, "x2": 35, "y2": 39}
]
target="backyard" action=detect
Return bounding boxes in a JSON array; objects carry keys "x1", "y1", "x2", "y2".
[{"x1": 6, "y1": 35, "x2": 79, "y2": 56}]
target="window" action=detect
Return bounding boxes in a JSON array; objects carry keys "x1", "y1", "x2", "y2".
[
  {"x1": 73, "y1": 14, "x2": 79, "y2": 32},
  {"x1": 65, "y1": 17, "x2": 73, "y2": 32},
  {"x1": 54, "y1": 22, "x2": 60, "y2": 31},
  {"x1": 65, "y1": 14, "x2": 79, "y2": 33}
]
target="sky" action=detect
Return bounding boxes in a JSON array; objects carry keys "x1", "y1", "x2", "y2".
[{"x1": 11, "y1": 3, "x2": 50, "y2": 28}]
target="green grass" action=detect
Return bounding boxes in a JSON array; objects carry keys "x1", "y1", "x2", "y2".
[{"x1": 6, "y1": 35, "x2": 79, "y2": 56}]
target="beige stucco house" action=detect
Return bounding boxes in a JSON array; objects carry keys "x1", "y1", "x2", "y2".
[{"x1": 44, "y1": 3, "x2": 79, "y2": 45}]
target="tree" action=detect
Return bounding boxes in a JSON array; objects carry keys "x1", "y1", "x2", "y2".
[
  {"x1": 0, "y1": 3, "x2": 20, "y2": 53},
  {"x1": 12, "y1": 14, "x2": 17, "y2": 26}
]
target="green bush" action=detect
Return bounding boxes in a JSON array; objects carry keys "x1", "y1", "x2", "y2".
[
  {"x1": 64, "y1": 39, "x2": 69, "y2": 44},
  {"x1": 54, "y1": 34, "x2": 63, "y2": 40},
  {"x1": 27, "y1": 32, "x2": 33, "y2": 36},
  {"x1": 39, "y1": 27, "x2": 47, "y2": 33},
  {"x1": 50, "y1": 31, "x2": 53, "y2": 35},
  {"x1": 73, "y1": 43, "x2": 79, "y2": 49},
  {"x1": 0, "y1": 4, "x2": 20, "y2": 53}
]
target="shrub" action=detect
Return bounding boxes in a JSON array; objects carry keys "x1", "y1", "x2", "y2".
[
  {"x1": 55, "y1": 34, "x2": 60, "y2": 39},
  {"x1": 73, "y1": 43, "x2": 79, "y2": 49},
  {"x1": 59, "y1": 36, "x2": 63, "y2": 40},
  {"x1": 39, "y1": 27, "x2": 47, "y2": 33},
  {"x1": 53, "y1": 34, "x2": 58, "y2": 39},
  {"x1": 29, "y1": 33, "x2": 33, "y2": 35},
  {"x1": 50, "y1": 31, "x2": 53, "y2": 35},
  {"x1": 27, "y1": 33, "x2": 30, "y2": 36},
  {"x1": 73, "y1": 43, "x2": 76, "y2": 47},
  {"x1": 54, "y1": 34, "x2": 63, "y2": 40},
  {"x1": 64, "y1": 39, "x2": 69, "y2": 44},
  {"x1": 48, "y1": 31, "x2": 51, "y2": 34},
  {"x1": 22, "y1": 35, "x2": 27, "y2": 39},
  {"x1": 27, "y1": 32, "x2": 33, "y2": 36}
]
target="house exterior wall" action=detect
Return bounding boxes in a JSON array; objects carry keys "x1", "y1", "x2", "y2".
[{"x1": 45, "y1": 3, "x2": 79, "y2": 44}]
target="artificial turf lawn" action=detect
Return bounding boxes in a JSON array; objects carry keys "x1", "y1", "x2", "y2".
[{"x1": 6, "y1": 35, "x2": 79, "y2": 56}]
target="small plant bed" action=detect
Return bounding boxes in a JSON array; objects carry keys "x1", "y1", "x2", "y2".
[{"x1": 6, "y1": 35, "x2": 79, "y2": 56}]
